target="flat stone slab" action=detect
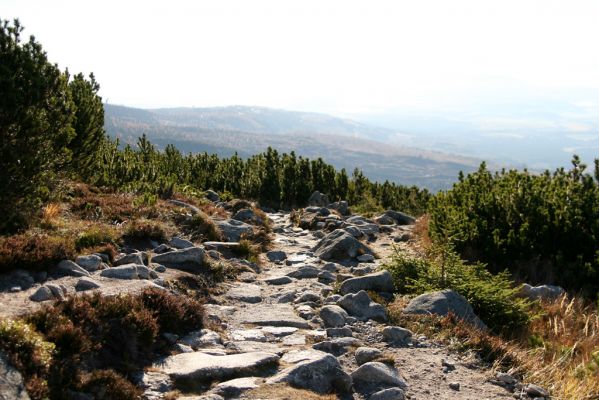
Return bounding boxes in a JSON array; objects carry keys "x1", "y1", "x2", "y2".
[
  {"x1": 155, "y1": 352, "x2": 279, "y2": 383},
  {"x1": 235, "y1": 304, "x2": 311, "y2": 329},
  {"x1": 262, "y1": 276, "x2": 293, "y2": 285},
  {"x1": 226, "y1": 284, "x2": 262, "y2": 304},
  {"x1": 230, "y1": 329, "x2": 267, "y2": 342}
]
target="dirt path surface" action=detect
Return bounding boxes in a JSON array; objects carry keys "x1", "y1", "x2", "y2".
[{"x1": 175, "y1": 212, "x2": 514, "y2": 400}]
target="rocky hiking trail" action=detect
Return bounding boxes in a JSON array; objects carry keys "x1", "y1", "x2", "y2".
[
  {"x1": 139, "y1": 211, "x2": 519, "y2": 400},
  {"x1": 0, "y1": 200, "x2": 548, "y2": 400}
]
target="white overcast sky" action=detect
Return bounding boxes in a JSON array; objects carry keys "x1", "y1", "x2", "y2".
[{"x1": 3, "y1": 0, "x2": 599, "y2": 114}]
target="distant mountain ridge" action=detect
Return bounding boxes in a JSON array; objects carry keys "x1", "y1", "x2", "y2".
[{"x1": 104, "y1": 104, "x2": 481, "y2": 191}]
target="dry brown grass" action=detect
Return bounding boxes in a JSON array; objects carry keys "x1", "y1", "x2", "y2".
[
  {"x1": 245, "y1": 383, "x2": 338, "y2": 399},
  {"x1": 388, "y1": 294, "x2": 599, "y2": 400},
  {"x1": 411, "y1": 214, "x2": 432, "y2": 250}
]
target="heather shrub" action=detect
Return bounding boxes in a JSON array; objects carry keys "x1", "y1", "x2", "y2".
[{"x1": 0, "y1": 233, "x2": 76, "y2": 273}]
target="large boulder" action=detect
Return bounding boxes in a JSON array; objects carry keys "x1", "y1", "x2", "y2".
[
  {"x1": 307, "y1": 191, "x2": 330, "y2": 207},
  {"x1": 351, "y1": 362, "x2": 407, "y2": 394},
  {"x1": 345, "y1": 215, "x2": 380, "y2": 236},
  {"x1": 151, "y1": 247, "x2": 205, "y2": 272},
  {"x1": 155, "y1": 352, "x2": 279, "y2": 383},
  {"x1": 402, "y1": 289, "x2": 487, "y2": 330},
  {"x1": 521, "y1": 284, "x2": 565, "y2": 301},
  {"x1": 312, "y1": 230, "x2": 373, "y2": 261},
  {"x1": 339, "y1": 270, "x2": 394, "y2": 295},
  {"x1": 205, "y1": 190, "x2": 220, "y2": 202},
  {"x1": 215, "y1": 219, "x2": 253, "y2": 242},
  {"x1": 266, "y1": 350, "x2": 352, "y2": 394},
  {"x1": 0, "y1": 353, "x2": 29, "y2": 400},
  {"x1": 114, "y1": 252, "x2": 146, "y2": 266},
  {"x1": 169, "y1": 237, "x2": 195, "y2": 249},
  {"x1": 338, "y1": 290, "x2": 388, "y2": 322}
]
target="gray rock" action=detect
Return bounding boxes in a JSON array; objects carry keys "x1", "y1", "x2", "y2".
[
  {"x1": 357, "y1": 254, "x2": 375, "y2": 262},
  {"x1": 2, "y1": 270, "x2": 35, "y2": 290},
  {"x1": 296, "y1": 304, "x2": 316, "y2": 320},
  {"x1": 328, "y1": 201, "x2": 349, "y2": 215},
  {"x1": 266, "y1": 350, "x2": 352, "y2": 394},
  {"x1": 326, "y1": 327, "x2": 353, "y2": 337},
  {"x1": 180, "y1": 329, "x2": 223, "y2": 349},
  {"x1": 382, "y1": 326, "x2": 413, "y2": 345},
  {"x1": 307, "y1": 191, "x2": 330, "y2": 207},
  {"x1": 174, "y1": 343, "x2": 194, "y2": 353},
  {"x1": 153, "y1": 264, "x2": 167, "y2": 273},
  {"x1": 56, "y1": 259, "x2": 91, "y2": 277},
  {"x1": 261, "y1": 326, "x2": 298, "y2": 337},
  {"x1": 295, "y1": 291, "x2": 321, "y2": 304},
  {"x1": 338, "y1": 290, "x2": 388, "y2": 322},
  {"x1": 100, "y1": 264, "x2": 157, "y2": 280},
  {"x1": 276, "y1": 290, "x2": 298, "y2": 303},
  {"x1": 169, "y1": 237, "x2": 194, "y2": 249},
  {"x1": 351, "y1": 362, "x2": 407, "y2": 394},
  {"x1": 344, "y1": 226, "x2": 365, "y2": 238},
  {"x1": 312, "y1": 229, "x2": 374, "y2": 261},
  {"x1": 374, "y1": 214, "x2": 396, "y2": 225},
  {"x1": 449, "y1": 382, "x2": 460, "y2": 391},
  {"x1": 236, "y1": 304, "x2": 311, "y2": 329},
  {"x1": 153, "y1": 243, "x2": 172, "y2": 254},
  {"x1": 233, "y1": 208, "x2": 264, "y2": 225},
  {"x1": 394, "y1": 233, "x2": 411, "y2": 243},
  {"x1": 379, "y1": 210, "x2": 416, "y2": 225},
  {"x1": 403, "y1": 289, "x2": 487, "y2": 330},
  {"x1": 226, "y1": 284, "x2": 262, "y2": 303},
  {"x1": 339, "y1": 270, "x2": 394, "y2": 295},
  {"x1": 75, "y1": 277, "x2": 101, "y2": 291},
  {"x1": 215, "y1": 219, "x2": 253, "y2": 242},
  {"x1": 203, "y1": 241, "x2": 240, "y2": 251},
  {"x1": 151, "y1": 247, "x2": 205, "y2": 272},
  {"x1": 305, "y1": 206, "x2": 330, "y2": 216},
  {"x1": 156, "y1": 352, "x2": 279, "y2": 383},
  {"x1": 317, "y1": 270, "x2": 336, "y2": 284},
  {"x1": 325, "y1": 294, "x2": 342, "y2": 304},
  {"x1": 313, "y1": 337, "x2": 361, "y2": 355},
  {"x1": 213, "y1": 377, "x2": 259, "y2": 397},
  {"x1": 322, "y1": 262, "x2": 340, "y2": 272},
  {"x1": 135, "y1": 371, "x2": 173, "y2": 400},
  {"x1": 320, "y1": 305, "x2": 349, "y2": 328},
  {"x1": 524, "y1": 383, "x2": 550, "y2": 397},
  {"x1": 205, "y1": 189, "x2": 220, "y2": 202},
  {"x1": 287, "y1": 265, "x2": 320, "y2": 279},
  {"x1": 352, "y1": 264, "x2": 376, "y2": 276},
  {"x1": 75, "y1": 254, "x2": 103, "y2": 271},
  {"x1": 0, "y1": 353, "x2": 30, "y2": 400},
  {"x1": 496, "y1": 372, "x2": 517, "y2": 385},
  {"x1": 355, "y1": 347, "x2": 383, "y2": 365},
  {"x1": 230, "y1": 329, "x2": 267, "y2": 342},
  {"x1": 263, "y1": 276, "x2": 293, "y2": 285},
  {"x1": 30, "y1": 286, "x2": 53, "y2": 302},
  {"x1": 369, "y1": 388, "x2": 405, "y2": 400},
  {"x1": 266, "y1": 250, "x2": 287, "y2": 262},
  {"x1": 114, "y1": 252, "x2": 146, "y2": 266},
  {"x1": 521, "y1": 284, "x2": 565, "y2": 301}
]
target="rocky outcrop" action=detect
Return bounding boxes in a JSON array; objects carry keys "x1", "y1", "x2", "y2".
[
  {"x1": 403, "y1": 289, "x2": 487, "y2": 330},
  {"x1": 312, "y1": 229, "x2": 373, "y2": 261}
]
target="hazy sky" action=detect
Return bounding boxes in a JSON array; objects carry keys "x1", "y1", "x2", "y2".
[{"x1": 3, "y1": 0, "x2": 599, "y2": 115}]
